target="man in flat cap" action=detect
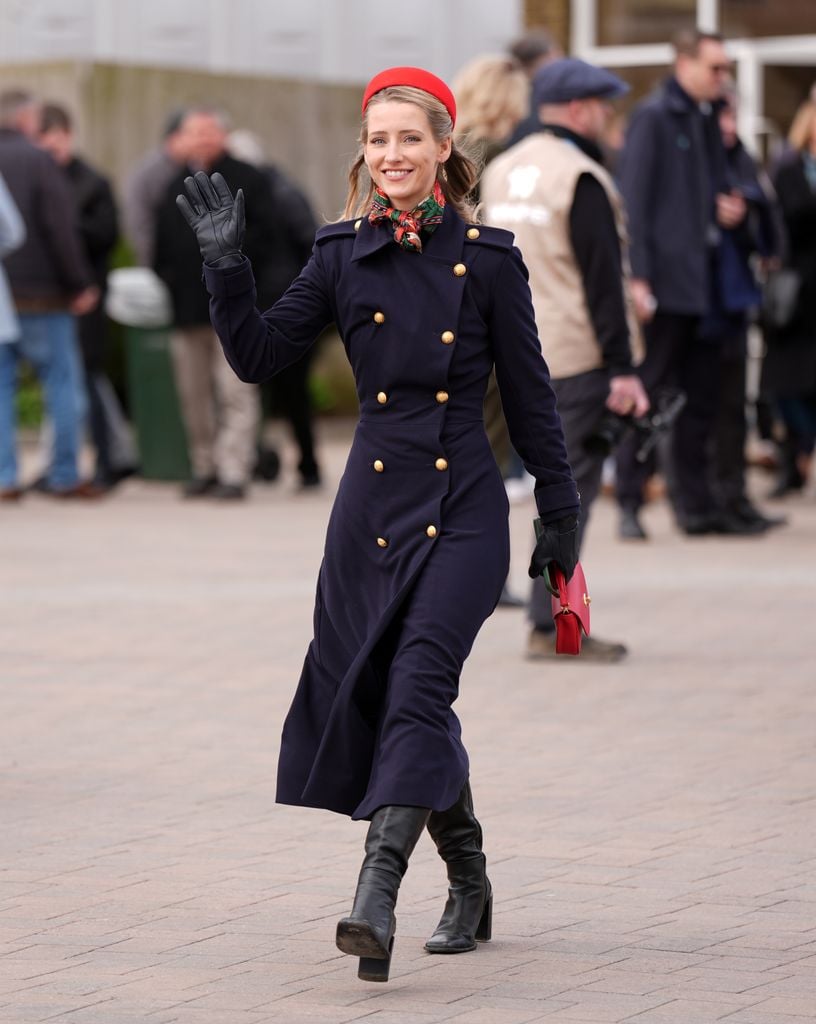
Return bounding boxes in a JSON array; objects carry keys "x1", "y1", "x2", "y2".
[{"x1": 483, "y1": 57, "x2": 648, "y2": 662}]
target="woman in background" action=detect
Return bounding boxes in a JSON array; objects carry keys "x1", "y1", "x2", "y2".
[
  {"x1": 454, "y1": 55, "x2": 532, "y2": 603},
  {"x1": 764, "y1": 97, "x2": 816, "y2": 496}
]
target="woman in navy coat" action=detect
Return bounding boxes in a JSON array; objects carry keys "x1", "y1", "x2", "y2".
[{"x1": 178, "y1": 66, "x2": 579, "y2": 983}]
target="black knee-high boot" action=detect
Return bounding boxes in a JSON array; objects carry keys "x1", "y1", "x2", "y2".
[
  {"x1": 425, "y1": 782, "x2": 492, "y2": 954},
  {"x1": 336, "y1": 804, "x2": 430, "y2": 982}
]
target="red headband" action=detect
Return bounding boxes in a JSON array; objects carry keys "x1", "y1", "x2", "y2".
[{"x1": 361, "y1": 66, "x2": 457, "y2": 127}]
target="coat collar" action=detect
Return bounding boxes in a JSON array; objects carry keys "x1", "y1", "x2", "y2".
[
  {"x1": 663, "y1": 75, "x2": 710, "y2": 117},
  {"x1": 351, "y1": 201, "x2": 466, "y2": 263}
]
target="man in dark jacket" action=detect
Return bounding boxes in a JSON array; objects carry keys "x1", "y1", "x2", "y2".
[
  {"x1": 227, "y1": 129, "x2": 322, "y2": 488},
  {"x1": 0, "y1": 90, "x2": 99, "y2": 499},
  {"x1": 615, "y1": 30, "x2": 758, "y2": 538},
  {"x1": 154, "y1": 107, "x2": 280, "y2": 499},
  {"x1": 123, "y1": 109, "x2": 188, "y2": 268},
  {"x1": 38, "y1": 102, "x2": 135, "y2": 489}
]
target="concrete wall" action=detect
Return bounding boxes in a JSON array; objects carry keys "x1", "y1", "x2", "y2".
[{"x1": 0, "y1": 62, "x2": 364, "y2": 222}]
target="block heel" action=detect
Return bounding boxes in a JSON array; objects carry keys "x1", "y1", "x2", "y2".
[
  {"x1": 358, "y1": 936, "x2": 394, "y2": 982},
  {"x1": 475, "y1": 893, "x2": 492, "y2": 941}
]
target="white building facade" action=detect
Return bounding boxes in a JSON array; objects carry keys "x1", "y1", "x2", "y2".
[{"x1": 0, "y1": 0, "x2": 524, "y2": 85}]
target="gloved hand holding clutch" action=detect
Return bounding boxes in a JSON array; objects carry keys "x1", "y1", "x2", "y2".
[
  {"x1": 528, "y1": 514, "x2": 579, "y2": 582},
  {"x1": 176, "y1": 171, "x2": 245, "y2": 267}
]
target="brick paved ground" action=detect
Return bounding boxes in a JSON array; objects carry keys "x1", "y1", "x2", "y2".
[{"x1": 2, "y1": 424, "x2": 815, "y2": 1024}]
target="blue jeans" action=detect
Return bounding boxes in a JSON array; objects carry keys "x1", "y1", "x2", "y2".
[{"x1": 0, "y1": 313, "x2": 86, "y2": 489}]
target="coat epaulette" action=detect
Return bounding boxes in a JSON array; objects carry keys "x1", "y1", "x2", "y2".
[
  {"x1": 463, "y1": 224, "x2": 514, "y2": 252},
  {"x1": 315, "y1": 220, "x2": 360, "y2": 245}
]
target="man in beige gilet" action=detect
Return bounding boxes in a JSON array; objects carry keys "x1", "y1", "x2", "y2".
[{"x1": 482, "y1": 58, "x2": 648, "y2": 661}]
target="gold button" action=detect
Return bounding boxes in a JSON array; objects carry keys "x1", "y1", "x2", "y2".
[
  {"x1": 426, "y1": 525, "x2": 438, "y2": 539},
  {"x1": 354, "y1": 219, "x2": 362, "y2": 230},
  {"x1": 377, "y1": 391, "x2": 388, "y2": 405},
  {"x1": 373, "y1": 459, "x2": 384, "y2": 473},
  {"x1": 435, "y1": 458, "x2": 448, "y2": 471},
  {"x1": 377, "y1": 536, "x2": 388, "y2": 548},
  {"x1": 373, "y1": 311, "x2": 385, "y2": 324},
  {"x1": 441, "y1": 330, "x2": 455, "y2": 344},
  {"x1": 435, "y1": 390, "x2": 449, "y2": 404},
  {"x1": 453, "y1": 263, "x2": 467, "y2": 277},
  {"x1": 466, "y1": 227, "x2": 480, "y2": 240}
]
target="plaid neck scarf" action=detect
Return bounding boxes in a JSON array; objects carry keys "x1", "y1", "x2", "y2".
[{"x1": 368, "y1": 180, "x2": 446, "y2": 252}]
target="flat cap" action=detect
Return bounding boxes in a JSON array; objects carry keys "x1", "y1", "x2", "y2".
[{"x1": 533, "y1": 58, "x2": 629, "y2": 106}]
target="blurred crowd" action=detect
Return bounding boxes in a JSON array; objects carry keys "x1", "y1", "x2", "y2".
[
  {"x1": 1, "y1": 28, "x2": 814, "y2": 618},
  {"x1": 0, "y1": 93, "x2": 322, "y2": 500}
]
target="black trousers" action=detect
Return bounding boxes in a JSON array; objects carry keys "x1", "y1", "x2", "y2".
[
  {"x1": 77, "y1": 305, "x2": 114, "y2": 481},
  {"x1": 615, "y1": 312, "x2": 722, "y2": 521},
  {"x1": 529, "y1": 370, "x2": 607, "y2": 631},
  {"x1": 261, "y1": 348, "x2": 319, "y2": 480},
  {"x1": 712, "y1": 332, "x2": 748, "y2": 512}
]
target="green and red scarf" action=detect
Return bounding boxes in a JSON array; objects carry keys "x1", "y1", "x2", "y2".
[{"x1": 369, "y1": 180, "x2": 446, "y2": 252}]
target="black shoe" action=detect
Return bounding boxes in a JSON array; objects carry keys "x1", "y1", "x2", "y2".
[
  {"x1": 716, "y1": 514, "x2": 768, "y2": 536},
  {"x1": 299, "y1": 471, "x2": 322, "y2": 490},
  {"x1": 767, "y1": 454, "x2": 805, "y2": 499},
  {"x1": 619, "y1": 507, "x2": 647, "y2": 540},
  {"x1": 681, "y1": 512, "x2": 715, "y2": 535},
  {"x1": 683, "y1": 511, "x2": 766, "y2": 537},
  {"x1": 425, "y1": 782, "x2": 492, "y2": 955},
  {"x1": 732, "y1": 500, "x2": 787, "y2": 530},
  {"x1": 182, "y1": 476, "x2": 217, "y2": 498},
  {"x1": 95, "y1": 465, "x2": 139, "y2": 489},
  {"x1": 336, "y1": 805, "x2": 429, "y2": 982},
  {"x1": 212, "y1": 483, "x2": 246, "y2": 501},
  {"x1": 253, "y1": 445, "x2": 281, "y2": 483}
]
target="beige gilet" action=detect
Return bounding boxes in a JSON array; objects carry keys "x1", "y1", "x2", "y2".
[{"x1": 482, "y1": 131, "x2": 642, "y2": 379}]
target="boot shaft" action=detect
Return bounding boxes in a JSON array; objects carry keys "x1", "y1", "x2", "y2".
[
  {"x1": 360, "y1": 804, "x2": 431, "y2": 879},
  {"x1": 427, "y1": 782, "x2": 483, "y2": 863}
]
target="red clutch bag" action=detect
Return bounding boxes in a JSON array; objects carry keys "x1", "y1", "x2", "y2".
[{"x1": 544, "y1": 562, "x2": 591, "y2": 655}]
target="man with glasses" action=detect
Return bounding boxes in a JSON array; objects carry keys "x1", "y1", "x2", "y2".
[{"x1": 615, "y1": 30, "x2": 756, "y2": 538}]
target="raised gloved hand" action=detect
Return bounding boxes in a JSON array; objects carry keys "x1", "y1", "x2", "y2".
[
  {"x1": 176, "y1": 171, "x2": 245, "y2": 267},
  {"x1": 528, "y1": 514, "x2": 579, "y2": 583}
]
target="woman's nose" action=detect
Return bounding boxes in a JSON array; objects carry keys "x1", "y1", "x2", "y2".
[{"x1": 384, "y1": 140, "x2": 402, "y2": 162}]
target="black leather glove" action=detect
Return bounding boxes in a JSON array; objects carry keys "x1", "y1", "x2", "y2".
[
  {"x1": 176, "y1": 171, "x2": 245, "y2": 267},
  {"x1": 528, "y1": 514, "x2": 579, "y2": 582}
]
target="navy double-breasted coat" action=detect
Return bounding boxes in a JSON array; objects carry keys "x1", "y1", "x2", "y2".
[{"x1": 202, "y1": 204, "x2": 578, "y2": 820}]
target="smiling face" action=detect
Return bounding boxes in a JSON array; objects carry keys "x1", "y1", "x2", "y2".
[{"x1": 364, "y1": 101, "x2": 452, "y2": 211}]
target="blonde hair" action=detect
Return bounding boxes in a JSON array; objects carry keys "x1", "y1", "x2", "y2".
[
  {"x1": 343, "y1": 85, "x2": 479, "y2": 221},
  {"x1": 788, "y1": 98, "x2": 816, "y2": 153},
  {"x1": 452, "y1": 55, "x2": 528, "y2": 145}
]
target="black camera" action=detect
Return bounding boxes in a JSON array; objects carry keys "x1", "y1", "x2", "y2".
[{"x1": 584, "y1": 390, "x2": 686, "y2": 464}]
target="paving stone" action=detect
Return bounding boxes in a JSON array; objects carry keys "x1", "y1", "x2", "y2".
[{"x1": 1, "y1": 430, "x2": 815, "y2": 1022}]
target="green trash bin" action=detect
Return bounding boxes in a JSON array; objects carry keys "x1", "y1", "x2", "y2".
[{"x1": 125, "y1": 327, "x2": 191, "y2": 481}]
